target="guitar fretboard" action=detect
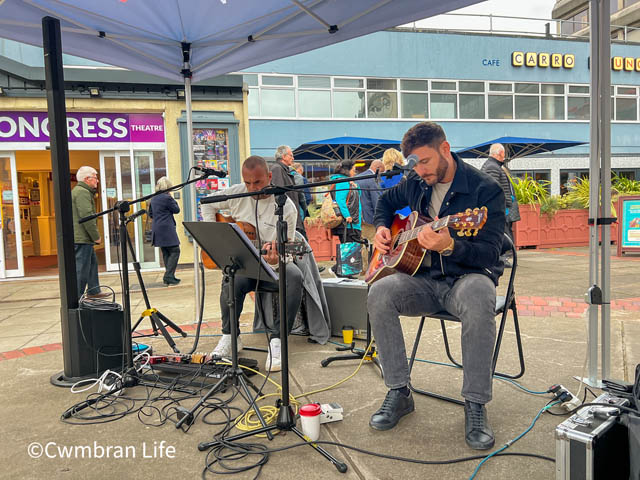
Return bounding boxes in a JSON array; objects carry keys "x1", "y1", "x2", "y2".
[{"x1": 397, "y1": 215, "x2": 456, "y2": 245}]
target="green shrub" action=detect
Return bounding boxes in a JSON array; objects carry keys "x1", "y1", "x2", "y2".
[{"x1": 512, "y1": 175, "x2": 550, "y2": 205}]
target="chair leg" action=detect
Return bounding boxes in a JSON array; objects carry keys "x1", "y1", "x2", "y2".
[
  {"x1": 440, "y1": 320, "x2": 463, "y2": 368},
  {"x1": 493, "y1": 305, "x2": 525, "y2": 380},
  {"x1": 408, "y1": 316, "x2": 464, "y2": 406},
  {"x1": 407, "y1": 316, "x2": 426, "y2": 375},
  {"x1": 492, "y1": 301, "x2": 525, "y2": 379}
]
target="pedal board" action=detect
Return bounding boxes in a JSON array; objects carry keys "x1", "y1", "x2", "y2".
[{"x1": 150, "y1": 357, "x2": 259, "y2": 379}]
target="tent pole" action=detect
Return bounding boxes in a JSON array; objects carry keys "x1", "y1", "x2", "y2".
[
  {"x1": 584, "y1": 0, "x2": 611, "y2": 387},
  {"x1": 598, "y1": 0, "x2": 612, "y2": 382},
  {"x1": 184, "y1": 67, "x2": 200, "y2": 323}
]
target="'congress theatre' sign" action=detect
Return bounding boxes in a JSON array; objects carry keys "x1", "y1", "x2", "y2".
[{"x1": 0, "y1": 112, "x2": 165, "y2": 143}]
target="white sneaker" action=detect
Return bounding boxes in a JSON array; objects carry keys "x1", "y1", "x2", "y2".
[
  {"x1": 211, "y1": 334, "x2": 244, "y2": 358},
  {"x1": 265, "y1": 338, "x2": 282, "y2": 372}
]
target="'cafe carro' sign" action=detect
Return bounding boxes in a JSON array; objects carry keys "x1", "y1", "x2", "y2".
[{"x1": 0, "y1": 112, "x2": 165, "y2": 143}]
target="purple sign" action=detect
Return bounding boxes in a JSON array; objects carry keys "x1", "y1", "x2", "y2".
[{"x1": 0, "y1": 112, "x2": 165, "y2": 143}]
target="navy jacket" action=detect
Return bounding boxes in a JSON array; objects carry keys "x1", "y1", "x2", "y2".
[
  {"x1": 356, "y1": 168, "x2": 382, "y2": 225},
  {"x1": 149, "y1": 193, "x2": 180, "y2": 247},
  {"x1": 373, "y1": 152, "x2": 506, "y2": 286}
]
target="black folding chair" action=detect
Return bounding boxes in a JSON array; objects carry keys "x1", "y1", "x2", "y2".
[{"x1": 407, "y1": 233, "x2": 525, "y2": 406}]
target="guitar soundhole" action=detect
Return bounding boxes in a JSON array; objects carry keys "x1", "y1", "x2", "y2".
[{"x1": 392, "y1": 237, "x2": 400, "y2": 250}]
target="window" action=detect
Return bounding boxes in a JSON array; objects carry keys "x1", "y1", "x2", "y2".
[
  {"x1": 400, "y1": 80, "x2": 428, "y2": 118},
  {"x1": 568, "y1": 84, "x2": 590, "y2": 120},
  {"x1": 614, "y1": 86, "x2": 638, "y2": 121},
  {"x1": 366, "y1": 78, "x2": 397, "y2": 118},
  {"x1": 261, "y1": 89, "x2": 295, "y2": 117},
  {"x1": 511, "y1": 170, "x2": 551, "y2": 193},
  {"x1": 298, "y1": 76, "x2": 331, "y2": 117},
  {"x1": 541, "y1": 84, "x2": 565, "y2": 120},
  {"x1": 401, "y1": 93, "x2": 428, "y2": 118},
  {"x1": 515, "y1": 83, "x2": 539, "y2": 120},
  {"x1": 488, "y1": 94, "x2": 513, "y2": 119},
  {"x1": 334, "y1": 78, "x2": 363, "y2": 88},
  {"x1": 333, "y1": 91, "x2": 365, "y2": 118},
  {"x1": 299, "y1": 90, "x2": 331, "y2": 117},
  {"x1": 431, "y1": 93, "x2": 457, "y2": 119},
  {"x1": 247, "y1": 89, "x2": 259, "y2": 116},
  {"x1": 560, "y1": 170, "x2": 589, "y2": 195}
]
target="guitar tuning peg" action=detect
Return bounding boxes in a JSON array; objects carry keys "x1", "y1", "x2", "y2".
[
  {"x1": 465, "y1": 208, "x2": 472, "y2": 214},
  {"x1": 473, "y1": 229, "x2": 479, "y2": 236},
  {"x1": 473, "y1": 207, "x2": 479, "y2": 214},
  {"x1": 465, "y1": 230, "x2": 472, "y2": 237},
  {"x1": 457, "y1": 231, "x2": 464, "y2": 237}
]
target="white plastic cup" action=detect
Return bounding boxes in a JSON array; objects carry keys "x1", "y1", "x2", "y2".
[{"x1": 299, "y1": 403, "x2": 322, "y2": 441}]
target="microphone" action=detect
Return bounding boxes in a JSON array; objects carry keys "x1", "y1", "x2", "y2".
[
  {"x1": 194, "y1": 166, "x2": 227, "y2": 178},
  {"x1": 403, "y1": 154, "x2": 418, "y2": 170},
  {"x1": 126, "y1": 208, "x2": 146, "y2": 223}
]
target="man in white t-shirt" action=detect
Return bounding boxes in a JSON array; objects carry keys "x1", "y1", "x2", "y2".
[{"x1": 201, "y1": 155, "x2": 301, "y2": 372}]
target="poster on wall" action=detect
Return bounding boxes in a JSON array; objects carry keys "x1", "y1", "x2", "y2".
[
  {"x1": 618, "y1": 195, "x2": 640, "y2": 255},
  {"x1": 192, "y1": 128, "x2": 230, "y2": 221}
]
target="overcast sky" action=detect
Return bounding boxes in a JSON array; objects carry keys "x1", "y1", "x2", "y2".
[{"x1": 413, "y1": 0, "x2": 559, "y2": 34}]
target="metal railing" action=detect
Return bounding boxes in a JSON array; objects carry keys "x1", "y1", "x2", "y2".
[{"x1": 399, "y1": 12, "x2": 640, "y2": 44}]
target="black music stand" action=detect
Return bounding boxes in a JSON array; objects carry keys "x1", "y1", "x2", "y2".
[
  {"x1": 194, "y1": 193, "x2": 347, "y2": 473},
  {"x1": 177, "y1": 221, "x2": 274, "y2": 435}
]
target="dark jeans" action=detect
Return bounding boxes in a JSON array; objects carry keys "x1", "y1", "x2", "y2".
[
  {"x1": 368, "y1": 271, "x2": 497, "y2": 404},
  {"x1": 220, "y1": 262, "x2": 303, "y2": 340},
  {"x1": 75, "y1": 243, "x2": 100, "y2": 296},
  {"x1": 160, "y1": 246, "x2": 180, "y2": 282}
]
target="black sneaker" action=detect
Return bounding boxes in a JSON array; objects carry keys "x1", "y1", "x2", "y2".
[
  {"x1": 464, "y1": 401, "x2": 495, "y2": 450},
  {"x1": 369, "y1": 389, "x2": 415, "y2": 431}
]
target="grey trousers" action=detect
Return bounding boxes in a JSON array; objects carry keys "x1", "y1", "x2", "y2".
[
  {"x1": 75, "y1": 243, "x2": 100, "y2": 296},
  {"x1": 367, "y1": 271, "x2": 497, "y2": 404},
  {"x1": 220, "y1": 262, "x2": 303, "y2": 340}
]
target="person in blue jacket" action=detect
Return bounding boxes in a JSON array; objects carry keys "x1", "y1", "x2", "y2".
[
  {"x1": 149, "y1": 176, "x2": 181, "y2": 286},
  {"x1": 329, "y1": 160, "x2": 362, "y2": 277}
]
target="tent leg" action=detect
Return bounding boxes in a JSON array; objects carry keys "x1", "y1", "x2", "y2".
[
  {"x1": 184, "y1": 75, "x2": 201, "y2": 323},
  {"x1": 584, "y1": 0, "x2": 611, "y2": 387}
]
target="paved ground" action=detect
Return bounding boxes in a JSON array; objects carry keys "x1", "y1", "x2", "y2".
[{"x1": 1, "y1": 246, "x2": 640, "y2": 479}]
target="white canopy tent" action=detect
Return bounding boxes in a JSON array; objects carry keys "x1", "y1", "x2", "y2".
[
  {"x1": 0, "y1": 0, "x2": 614, "y2": 387},
  {"x1": 0, "y1": 0, "x2": 485, "y2": 380}
]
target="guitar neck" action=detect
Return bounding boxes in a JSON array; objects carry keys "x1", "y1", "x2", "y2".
[{"x1": 398, "y1": 216, "x2": 451, "y2": 244}]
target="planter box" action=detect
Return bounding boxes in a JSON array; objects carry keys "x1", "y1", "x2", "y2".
[
  {"x1": 513, "y1": 205, "x2": 618, "y2": 249},
  {"x1": 304, "y1": 220, "x2": 339, "y2": 261}
]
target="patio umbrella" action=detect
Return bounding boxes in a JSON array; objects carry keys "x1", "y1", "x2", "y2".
[
  {"x1": 293, "y1": 136, "x2": 400, "y2": 161},
  {"x1": 456, "y1": 136, "x2": 587, "y2": 160}
]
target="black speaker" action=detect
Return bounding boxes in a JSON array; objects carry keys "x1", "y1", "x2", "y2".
[
  {"x1": 60, "y1": 307, "x2": 125, "y2": 378},
  {"x1": 322, "y1": 278, "x2": 368, "y2": 337}
]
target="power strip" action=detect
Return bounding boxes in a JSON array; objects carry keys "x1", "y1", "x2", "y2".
[{"x1": 320, "y1": 403, "x2": 343, "y2": 424}]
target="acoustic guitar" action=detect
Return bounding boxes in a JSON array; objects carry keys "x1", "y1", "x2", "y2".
[
  {"x1": 200, "y1": 213, "x2": 307, "y2": 269},
  {"x1": 364, "y1": 207, "x2": 488, "y2": 285}
]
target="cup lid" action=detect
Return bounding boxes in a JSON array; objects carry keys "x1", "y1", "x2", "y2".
[{"x1": 299, "y1": 403, "x2": 322, "y2": 417}]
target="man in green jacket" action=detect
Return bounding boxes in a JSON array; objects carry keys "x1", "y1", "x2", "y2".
[{"x1": 72, "y1": 166, "x2": 107, "y2": 298}]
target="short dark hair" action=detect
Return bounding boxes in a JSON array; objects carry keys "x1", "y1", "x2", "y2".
[
  {"x1": 242, "y1": 155, "x2": 269, "y2": 173},
  {"x1": 401, "y1": 122, "x2": 446, "y2": 157},
  {"x1": 333, "y1": 159, "x2": 354, "y2": 176}
]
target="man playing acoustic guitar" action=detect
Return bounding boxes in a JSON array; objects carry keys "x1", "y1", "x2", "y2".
[
  {"x1": 201, "y1": 155, "x2": 302, "y2": 372},
  {"x1": 367, "y1": 122, "x2": 506, "y2": 450}
]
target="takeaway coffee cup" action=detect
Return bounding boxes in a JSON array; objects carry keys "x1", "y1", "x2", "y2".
[{"x1": 299, "y1": 403, "x2": 322, "y2": 441}]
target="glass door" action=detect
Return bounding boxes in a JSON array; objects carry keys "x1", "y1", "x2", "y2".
[
  {"x1": 0, "y1": 152, "x2": 24, "y2": 278},
  {"x1": 99, "y1": 151, "x2": 159, "y2": 271}
]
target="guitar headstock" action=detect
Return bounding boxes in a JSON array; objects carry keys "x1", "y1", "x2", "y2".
[{"x1": 447, "y1": 206, "x2": 488, "y2": 237}]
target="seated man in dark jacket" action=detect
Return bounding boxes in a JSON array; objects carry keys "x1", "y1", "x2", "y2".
[{"x1": 367, "y1": 122, "x2": 506, "y2": 451}]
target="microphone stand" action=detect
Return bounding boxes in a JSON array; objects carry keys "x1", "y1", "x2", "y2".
[
  {"x1": 195, "y1": 171, "x2": 401, "y2": 473},
  {"x1": 79, "y1": 170, "x2": 220, "y2": 373}
]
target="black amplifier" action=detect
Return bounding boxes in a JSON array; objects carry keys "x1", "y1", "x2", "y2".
[
  {"x1": 322, "y1": 278, "x2": 368, "y2": 338},
  {"x1": 555, "y1": 392, "x2": 630, "y2": 480}
]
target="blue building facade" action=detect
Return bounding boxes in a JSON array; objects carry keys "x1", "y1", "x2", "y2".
[{"x1": 242, "y1": 29, "x2": 640, "y2": 194}]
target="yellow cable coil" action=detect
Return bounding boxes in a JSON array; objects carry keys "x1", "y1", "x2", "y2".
[{"x1": 220, "y1": 340, "x2": 375, "y2": 435}]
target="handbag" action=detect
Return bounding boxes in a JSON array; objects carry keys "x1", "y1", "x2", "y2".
[
  {"x1": 336, "y1": 226, "x2": 363, "y2": 276},
  {"x1": 507, "y1": 194, "x2": 521, "y2": 223},
  {"x1": 320, "y1": 190, "x2": 343, "y2": 229}
]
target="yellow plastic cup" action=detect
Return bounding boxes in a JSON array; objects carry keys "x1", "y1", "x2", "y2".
[{"x1": 342, "y1": 325, "x2": 354, "y2": 345}]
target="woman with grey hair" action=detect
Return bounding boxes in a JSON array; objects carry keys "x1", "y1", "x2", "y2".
[{"x1": 149, "y1": 176, "x2": 181, "y2": 285}]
